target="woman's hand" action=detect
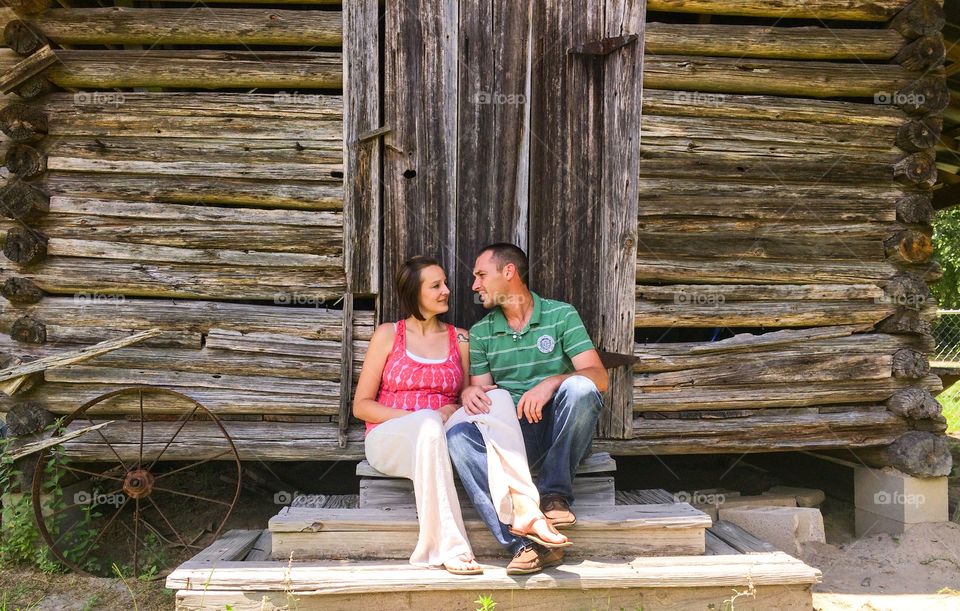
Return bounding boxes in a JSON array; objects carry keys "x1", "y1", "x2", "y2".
[{"x1": 438, "y1": 403, "x2": 459, "y2": 423}]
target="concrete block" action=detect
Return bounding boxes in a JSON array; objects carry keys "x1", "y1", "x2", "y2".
[
  {"x1": 719, "y1": 505, "x2": 825, "y2": 555},
  {"x1": 853, "y1": 466, "x2": 947, "y2": 524},
  {"x1": 767, "y1": 485, "x2": 826, "y2": 508}
]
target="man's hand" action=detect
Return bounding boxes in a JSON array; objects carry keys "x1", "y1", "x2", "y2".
[
  {"x1": 438, "y1": 403, "x2": 459, "y2": 423},
  {"x1": 461, "y1": 384, "x2": 497, "y2": 415},
  {"x1": 517, "y1": 379, "x2": 556, "y2": 424}
]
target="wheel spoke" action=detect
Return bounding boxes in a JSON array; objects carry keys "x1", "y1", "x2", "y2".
[
  {"x1": 59, "y1": 464, "x2": 124, "y2": 483},
  {"x1": 44, "y1": 486, "x2": 123, "y2": 520},
  {"x1": 85, "y1": 415, "x2": 129, "y2": 472},
  {"x1": 154, "y1": 450, "x2": 233, "y2": 481},
  {"x1": 151, "y1": 484, "x2": 232, "y2": 507},
  {"x1": 68, "y1": 493, "x2": 131, "y2": 566},
  {"x1": 147, "y1": 403, "x2": 199, "y2": 471},
  {"x1": 146, "y1": 496, "x2": 192, "y2": 550}
]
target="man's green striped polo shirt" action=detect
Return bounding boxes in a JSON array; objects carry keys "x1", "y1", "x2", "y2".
[{"x1": 469, "y1": 292, "x2": 595, "y2": 405}]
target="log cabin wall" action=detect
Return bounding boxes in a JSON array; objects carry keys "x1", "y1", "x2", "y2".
[
  {"x1": 0, "y1": 0, "x2": 952, "y2": 477},
  {"x1": 0, "y1": 1, "x2": 373, "y2": 460},
  {"x1": 605, "y1": 0, "x2": 952, "y2": 476}
]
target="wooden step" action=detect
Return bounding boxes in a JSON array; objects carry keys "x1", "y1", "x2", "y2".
[
  {"x1": 359, "y1": 474, "x2": 615, "y2": 509},
  {"x1": 357, "y1": 451, "x2": 617, "y2": 509},
  {"x1": 268, "y1": 503, "x2": 712, "y2": 560},
  {"x1": 168, "y1": 536, "x2": 821, "y2": 610}
]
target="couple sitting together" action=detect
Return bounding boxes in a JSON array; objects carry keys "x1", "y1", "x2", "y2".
[{"x1": 353, "y1": 243, "x2": 608, "y2": 575}]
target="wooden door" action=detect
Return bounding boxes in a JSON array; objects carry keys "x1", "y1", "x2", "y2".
[{"x1": 374, "y1": 0, "x2": 645, "y2": 438}]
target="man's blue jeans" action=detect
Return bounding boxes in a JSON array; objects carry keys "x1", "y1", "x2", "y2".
[{"x1": 445, "y1": 375, "x2": 603, "y2": 553}]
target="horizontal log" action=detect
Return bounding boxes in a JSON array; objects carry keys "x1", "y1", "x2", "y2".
[
  {"x1": 36, "y1": 92, "x2": 342, "y2": 137},
  {"x1": 635, "y1": 332, "x2": 933, "y2": 365},
  {"x1": 886, "y1": 387, "x2": 942, "y2": 419},
  {"x1": 635, "y1": 258, "x2": 898, "y2": 284},
  {"x1": 893, "y1": 34, "x2": 946, "y2": 71},
  {"x1": 895, "y1": 117, "x2": 942, "y2": 152},
  {"x1": 594, "y1": 409, "x2": 910, "y2": 455},
  {"x1": 0, "y1": 181, "x2": 49, "y2": 222},
  {"x1": 0, "y1": 338, "x2": 366, "y2": 382},
  {"x1": 0, "y1": 102, "x2": 47, "y2": 141},
  {"x1": 641, "y1": 89, "x2": 907, "y2": 126},
  {"x1": 645, "y1": 23, "x2": 904, "y2": 60},
  {"x1": 645, "y1": 0, "x2": 909, "y2": 20},
  {"x1": 0, "y1": 296, "x2": 375, "y2": 341},
  {"x1": 638, "y1": 150, "x2": 900, "y2": 185},
  {"x1": 632, "y1": 374, "x2": 942, "y2": 412},
  {"x1": 895, "y1": 192, "x2": 935, "y2": 224},
  {"x1": 1, "y1": 277, "x2": 42, "y2": 304},
  {"x1": 5, "y1": 142, "x2": 46, "y2": 177},
  {"x1": 637, "y1": 283, "x2": 884, "y2": 302},
  {"x1": 45, "y1": 50, "x2": 342, "y2": 89},
  {"x1": 892, "y1": 151, "x2": 938, "y2": 187},
  {"x1": 35, "y1": 172, "x2": 343, "y2": 210},
  {"x1": 3, "y1": 226, "x2": 46, "y2": 265},
  {"x1": 883, "y1": 228, "x2": 934, "y2": 263},
  {"x1": 8, "y1": 420, "x2": 365, "y2": 462},
  {"x1": 12, "y1": 9, "x2": 342, "y2": 46},
  {"x1": 635, "y1": 299, "x2": 893, "y2": 328},
  {"x1": 9, "y1": 380, "x2": 341, "y2": 416},
  {"x1": 0, "y1": 198, "x2": 343, "y2": 255},
  {"x1": 638, "y1": 179, "x2": 903, "y2": 222},
  {"x1": 642, "y1": 114, "x2": 899, "y2": 154},
  {"x1": 0, "y1": 256, "x2": 346, "y2": 300},
  {"x1": 44, "y1": 238, "x2": 341, "y2": 268},
  {"x1": 643, "y1": 55, "x2": 918, "y2": 98},
  {"x1": 10, "y1": 314, "x2": 44, "y2": 344},
  {"x1": 40, "y1": 136, "x2": 342, "y2": 182},
  {"x1": 851, "y1": 431, "x2": 952, "y2": 477}
]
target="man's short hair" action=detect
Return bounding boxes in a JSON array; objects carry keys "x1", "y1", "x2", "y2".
[
  {"x1": 395, "y1": 255, "x2": 441, "y2": 320},
  {"x1": 479, "y1": 243, "x2": 528, "y2": 284}
]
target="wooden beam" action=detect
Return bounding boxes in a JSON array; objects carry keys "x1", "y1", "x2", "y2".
[
  {"x1": 44, "y1": 50, "x2": 341, "y2": 90},
  {"x1": 645, "y1": 0, "x2": 909, "y2": 21},
  {"x1": 10, "y1": 9, "x2": 342, "y2": 46}
]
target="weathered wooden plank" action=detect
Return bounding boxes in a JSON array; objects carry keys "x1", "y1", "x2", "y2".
[
  {"x1": 635, "y1": 299, "x2": 894, "y2": 328},
  {"x1": 632, "y1": 375, "x2": 942, "y2": 412},
  {"x1": 635, "y1": 258, "x2": 898, "y2": 284},
  {"x1": 527, "y1": 0, "x2": 604, "y2": 360},
  {"x1": 596, "y1": 0, "x2": 644, "y2": 440},
  {"x1": 646, "y1": 0, "x2": 909, "y2": 20},
  {"x1": 643, "y1": 55, "x2": 919, "y2": 98},
  {"x1": 593, "y1": 409, "x2": 912, "y2": 454},
  {"x1": 381, "y1": 0, "x2": 458, "y2": 320},
  {"x1": 2, "y1": 198, "x2": 343, "y2": 255},
  {"x1": 45, "y1": 50, "x2": 342, "y2": 89},
  {"x1": 0, "y1": 296, "x2": 374, "y2": 340},
  {"x1": 42, "y1": 136, "x2": 342, "y2": 181},
  {"x1": 1, "y1": 257, "x2": 345, "y2": 301},
  {"x1": 645, "y1": 23, "x2": 905, "y2": 60},
  {"x1": 637, "y1": 179, "x2": 904, "y2": 222},
  {"x1": 641, "y1": 89, "x2": 907, "y2": 126},
  {"x1": 453, "y1": 0, "x2": 532, "y2": 326},
  {"x1": 709, "y1": 521, "x2": 778, "y2": 554},
  {"x1": 338, "y1": 293, "x2": 354, "y2": 447},
  {"x1": 343, "y1": 0, "x2": 380, "y2": 295},
  {"x1": 187, "y1": 530, "x2": 263, "y2": 564},
  {"x1": 13, "y1": 9, "x2": 342, "y2": 46},
  {"x1": 35, "y1": 172, "x2": 343, "y2": 210}
]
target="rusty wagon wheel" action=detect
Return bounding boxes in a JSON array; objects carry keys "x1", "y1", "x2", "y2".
[{"x1": 30, "y1": 386, "x2": 242, "y2": 578}]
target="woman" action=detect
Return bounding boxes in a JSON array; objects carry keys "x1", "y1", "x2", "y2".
[{"x1": 353, "y1": 256, "x2": 567, "y2": 575}]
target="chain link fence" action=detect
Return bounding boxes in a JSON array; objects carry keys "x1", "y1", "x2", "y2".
[{"x1": 933, "y1": 310, "x2": 960, "y2": 433}]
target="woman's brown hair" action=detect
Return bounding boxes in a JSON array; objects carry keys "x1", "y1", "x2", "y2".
[{"x1": 395, "y1": 255, "x2": 442, "y2": 321}]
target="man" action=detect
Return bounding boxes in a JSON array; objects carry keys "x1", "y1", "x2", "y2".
[{"x1": 446, "y1": 243, "x2": 608, "y2": 574}]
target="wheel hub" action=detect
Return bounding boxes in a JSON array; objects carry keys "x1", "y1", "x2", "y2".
[{"x1": 122, "y1": 468, "x2": 155, "y2": 499}]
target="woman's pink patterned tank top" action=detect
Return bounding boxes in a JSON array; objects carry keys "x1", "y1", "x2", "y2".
[{"x1": 366, "y1": 319, "x2": 463, "y2": 434}]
